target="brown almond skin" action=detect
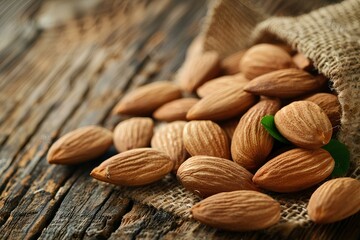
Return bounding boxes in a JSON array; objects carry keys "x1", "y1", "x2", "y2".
[
  {"x1": 231, "y1": 98, "x2": 281, "y2": 171},
  {"x1": 303, "y1": 93, "x2": 341, "y2": 128},
  {"x1": 191, "y1": 190, "x2": 280, "y2": 231},
  {"x1": 153, "y1": 98, "x2": 199, "y2": 122},
  {"x1": 114, "y1": 81, "x2": 182, "y2": 115},
  {"x1": 244, "y1": 68, "x2": 325, "y2": 98},
  {"x1": 253, "y1": 148, "x2": 335, "y2": 192},
  {"x1": 196, "y1": 73, "x2": 249, "y2": 98},
  {"x1": 113, "y1": 117, "x2": 154, "y2": 152},
  {"x1": 187, "y1": 85, "x2": 257, "y2": 121},
  {"x1": 219, "y1": 118, "x2": 239, "y2": 141},
  {"x1": 47, "y1": 126, "x2": 113, "y2": 165},
  {"x1": 239, "y1": 44, "x2": 295, "y2": 79},
  {"x1": 177, "y1": 51, "x2": 221, "y2": 92},
  {"x1": 293, "y1": 52, "x2": 313, "y2": 71},
  {"x1": 221, "y1": 50, "x2": 246, "y2": 75},
  {"x1": 151, "y1": 121, "x2": 188, "y2": 173},
  {"x1": 177, "y1": 156, "x2": 258, "y2": 198},
  {"x1": 90, "y1": 148, "x2": 173, "y2": 186},
  {"x1": 275, "y1": 101, "x2": 332, "y2": 149},
  {"x1": 307, "y1": 178, "x2": 360, "y2": 224},
  {"x1": 183, "y1": 121, "x2": 230, "y2": 159}
]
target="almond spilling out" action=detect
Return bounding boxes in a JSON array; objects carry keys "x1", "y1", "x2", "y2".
[
  {"x1": 191, "y1": 190, "x2": 280, "y2": 231},
  {"x1": 239, "y1": 43, "x2": 295, "y2": 79},
  {"x1": 196, "y1": 73, "x2": 249, "y2": 98},
  {"x1": 183, "y1": 120, "x2": 230, "y2": 159},
  {"x1": 113, "y1": 117, "x2": 154, "y2": 152},
  {"x1": 177, "y1": 51, "x2": 220, "y2": 92},
  {"x1": 177, "y1": 156, "x2": 258, "y2": 197},
  {"x1": 114, "y1": 81, "x2": 182, "y2": 115},
  {"x1": 151, "y1": 121, "x2": 188, "y2": 172},
  {"x1": 274, "y1": 101, "x2": 332, "y2": 149},
  {"x1": 187, "y1": 85, "x2": 257, "y2": 121},
  {"x1": 47, "y1": 126, "x2": 113, "y2": 165},
  {"x1": 231, "y1": 98, "x2": 281, "y2": 171},
  {"x1": 221, "y1": 50, "x2": 246, "y2": 75},
  {"x1": 307, "y1": 178, "x2": 360, "y2": 224},
  {"x1": 244, "y1": 68, "x2": 325, "y2": 98},
  {"x1": 293, "y1": 52, "x2": 313, "y2": 70},
  {"x1": 253, "y1": 148, "x2": 334, "y2": 192},
  {"x1": 153, "y1": 98, "x2": 199, "y2": 122},
  {"x1": 303, "y1": 93, "x2": 341, "y2": 128},
  {"x1": 90, "y1": 148, "x2": 173, "y2": 186}
]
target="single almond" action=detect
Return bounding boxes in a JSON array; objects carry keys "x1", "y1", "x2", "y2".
[
  {"x1": 191, "y1": 190, "x2": 280, "y2": 231},
  {"x1": 196, "y1": 73, "x2": 249, "y2": 98},
  {"x1": 186, "y1": 35, "x2": 204, "y2": 58},
  {"x1": 187, "y1": 85, "x2": 257, "y2": 121},
  {"x1": 244, "y1": 68, "x2": 325, "y2": 98},
  {"x1": 293, "y1": 52, "x2": 313, "y2": 70},
  {"x1": 183, "y1": 120, "x2": 230, "y2": 159},
  {"x1": 113, "y1": 117, "x2": 154, "y2": 152},
  {"x1": 153, "y1": 98, "x2": 199, "y2": 122},
  {"x1": 114, "y1": 81, "x2": 182, "y2": 115},
  {"x1": 176, "y1": 51, "x2": 221, "y2": 92},
  {"x1": 274, "y1": 101, "x2": 332, "y2": 149},
  {"x1": 90, "y1": 148, "x2": 173, "y2": 186},
  {"x1": 151, "y1": 121, "x2": 188, "y2": 172},
  {"x1": 47, "y1": 126, "x2": 113, "y2": 165},
  {"x1": 307, "y1": 178, "x2": 360, "y2": 223},
  {"x1": 239, "y1": 43, "x2": 295, "y2": 79},
  {"x1": 177, "y1": 156, "x2": 258, "y2": 197},
  {"x1": 219, "y1": 118, "x2": 239, "y2": 141},
  {"x1": 303, "y1": 93, "x2": 341, "y2": 128},
  {"x1": 221, "y1": 50, "x2": 246, "y2": 75},
  {"x1": 253, "y1": 148, "x2": 334, "y2": 192},
  {"x1": 231, "y1": 98, "x2": 281, "y2": 171}
]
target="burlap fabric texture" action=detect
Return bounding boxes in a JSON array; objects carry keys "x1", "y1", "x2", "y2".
[{"x1": 120, "y1": 0, "x2": 360, "y2": 231}]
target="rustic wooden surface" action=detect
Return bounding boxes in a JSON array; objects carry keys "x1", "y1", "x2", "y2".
[{"x1": 0, "y1": 0, "x2": 359, "y2": 239}]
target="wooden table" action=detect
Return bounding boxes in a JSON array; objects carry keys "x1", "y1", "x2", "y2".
[{"x1": 0, "y1": 0, "x2": 359, "y2": 239}]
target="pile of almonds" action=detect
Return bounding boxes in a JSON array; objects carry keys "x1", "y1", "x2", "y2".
[{"x1": 47, "y1": 42, "x2": 360, "y2": 232}]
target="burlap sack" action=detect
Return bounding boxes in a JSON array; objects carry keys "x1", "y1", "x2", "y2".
[{"x1": 120, "y1": 0, "x2": 360, "y2": 233}]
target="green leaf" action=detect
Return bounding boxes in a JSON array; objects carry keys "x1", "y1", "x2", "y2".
[
  {"x1": 261, "y1": 115, "x2": 290, "y2": 144},
  {"x1": 322, "y1": 139, "x2": 350, "y2": 177}
]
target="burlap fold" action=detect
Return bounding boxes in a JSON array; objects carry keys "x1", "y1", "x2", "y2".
[{"x1": 121, "y1": 0, "x2": 360, "y2": 232}]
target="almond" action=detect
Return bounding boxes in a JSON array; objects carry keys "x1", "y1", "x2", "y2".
[
  {"x1": 114, "y1": 81, "x2": 182, "y2": 115},
  {"x1": 221, "y1": 50, "x2": 246, "y2": 75},
  {"x1": 187, "y1": 85, "x2": 257, "y2": 121},
  {"x1": 307, "y1": 178, "x2": 360, "y2": 223},
  {"x1": 113, "y1": 117, "x2": 154, "y2": 152},
  {"x1": 253, "y1": 148, "x2": 334, "y2": 192},
  {"x1": 90, "y1": 148, "x2": 173, "y2": 186},
  {"x1": 231, "y1": 98, "x2": 281, "y2": 171},
  {"x1": 47, "y1": 126, "x2": 113, "y2": 165},
  {"x1": 274, "y1": 101, "x2": 332, "y2": 149},
  {"x1": 176, "y1": 51, "x2": 221, "y2": 92},
  {"x1": 219, "y1": 118, "x2": 239, "y2": 141},
  {"x1": 244, "y1": 68, "x2": 325, "y2": 98},
  {"x1": 183, "y1": 120, "x2": 230, "y2": 159},
  {"x1": 239, "y1": 44, "x2": 295, "y2": 79},
  {"x1": 293, "y1": 52, "x2": 313, "y2": 71},
  {"x1": 186, "y1": 35, "x2": 204, "y2": 58},
  {"x1": 151, "y1": 121, "x2": 188, "y2": 172},
  {"x1": 303, "y1": 93, "x2": 341, "y2": 128},
  {"x1": 196, "y1": 73, "x2": 249, "y2": 98},
  {"x1": 153, "y1": 98, "x2": 199, "y2": 122},
  {"x1": 191, "y1": 190, "x2": 280, "y2": 231},
  {"x1": 177, "y1": 156, "x2": 258, "y2": 197}
]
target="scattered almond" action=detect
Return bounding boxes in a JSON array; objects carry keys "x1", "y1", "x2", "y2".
[
  {"x1": 113, "y1": 117, "x2": 154, "y2": 152},
  {"x1": 177, "y1": 156, "x2": 258, "y2": 197},
  {"x1": 90, "y1": 148, "x2": 173, "y2": 186},
  {"x1": 274, "y1": 101, "x2": 332, "y2": 149},
  {"x1": 191, "y1": 190, "x2": 280, "y2": 231},
  {"x1": 253, "y1": 148, "x2": 334, "y2": 192},
  {"x1": 47, "y1": 126, "x2": 113, "y2": 165},
  {"x1": 183, "y1": 120, "x2": 230, "y2": 159},
  {"x1": 153, "y1": 98, "x2": 199, "y2": 122},
  {"x1": 307, "y1": 178, "x2": 360, "y2": 223},
  {"x1": 231, "y1": 98, "x2": 281, "y2": 171},
  {"x1": 114, "y1": 81, "x2": 182, "y2": 115}
]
